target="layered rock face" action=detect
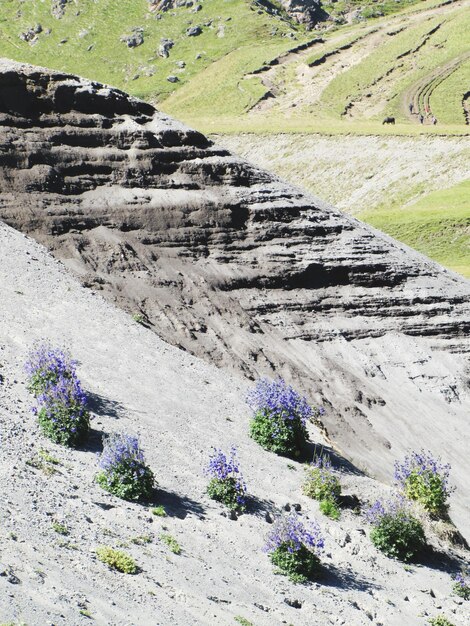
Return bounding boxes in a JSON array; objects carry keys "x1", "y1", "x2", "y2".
[{"x1": 1, "y1": 60, "x2": 469, "y2": 532}]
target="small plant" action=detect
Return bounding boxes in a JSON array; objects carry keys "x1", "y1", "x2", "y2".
[
  {"x1": 303, "y1": 454, "x2": 341, "y2": 519},
  {"x1": 96, "y1": 546, "x2": 137, "y2": 574},
  {"x1": 319, "y1": 498, "x2": 340, "y2": 520},
  {"x1": 205, "y1": 447, "x2": 247, "y2": 512},
  {"x1": 132, "y1": 312, "x2": 145, "y2": 325},
  {"x1": 26, "y1": 344, "x2": 89, "y2": 447},
  {"x1": 394, "y1": 450, "x2": 452, "y2": 518},
  {"x1": 35, "y1": 374, "x2": 90, "y2": 447},
  {"x1": 25, "y1": 344, "x2": 76, "y2": 397},
  {"x1": 247, "y1": 378, "x2": 316, "y2": 457},
  {"x1": 151, "y1": 505, "x2": 167, "y2": 517},
  {"x1": 452, "y1": 572, "x2": 469, "y2": 600},
  {"x1": 52, "y1": 522, "x2": 69, "y2": 535},
  {"x1": 160, "y1": 533, "x2": 181, "y2": 555},
  {"x1": 26, "y1": 451, "x2": 59, "y2": 476},
  {"x1": 263, "y1": 512, "x2": 324, "y2": 583},
  {"x1": 130, "y1": 535, "x2": 152, "y2": 545},
  {"x1": 366, "y1": 497, "x2": 426, "y2": 561},
  {"x1": 427, "y1": 616, "x2": 456, "y2": 626},
  {"x1": 96, "y1": 433, "x2": 154, "y2": 501},
  {"x1": 234, "y1": 617, "x2": 254, "y2": 626}
]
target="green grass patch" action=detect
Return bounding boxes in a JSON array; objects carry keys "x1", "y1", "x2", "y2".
[
  {"x1": 159, "y1": 533, "x2": 181, "y2": 555},
  {"x1": 360, "y1": 179, "x2": 470, "y2": 277},
  {"x1": 96, "y1": 546, "x2": 137, "y2": 574}
]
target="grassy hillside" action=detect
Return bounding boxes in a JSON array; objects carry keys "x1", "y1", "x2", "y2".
[
  {"x1": 360, "y1": 179, "x2": 470, "y2": 277},
  {"x1": 0, "y1": 0, "x2": 468, "y2": 127},
  {"x1": 0, "y1": 0, "x2": 303, "y2": 101}
]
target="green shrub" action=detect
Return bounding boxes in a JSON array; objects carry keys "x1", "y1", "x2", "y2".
[
  {"x1": 264, "y1": 513, "x2": 324, "y2": 583},
  {"x1": 234, "y1": 617, "x2": 254, "y2": 626},
  {"x1": 452, "y1": 572, "x2": 469, "y2": 600},
  {"x1": 427, "y1": 616, "x2": 456, "y2": 626},
  {"x1": 96, "y1": 433, "x2": 154, "y2": 501},
  {"x1": 247, "y1": 378, "x2": 316, "y2": 457},
  {"x1": 52, "y1": 522, "x2": 69, "y2": 535},
  {"x1": 160, "y1": 533, "x2": 181, "y2": 555},
  {"x1": 303, "y1": 455, "x2": 341, "y2": 502},
  {"x1": 367, "y1": 498, "x2": 426, "y2": 561},
  {"x1": 96, "y1": 546, "x2": 137, "y2": 574},
  {"x1": 151, "y1": 505, "x2": 167, "y2": 517},
  {"x1": 395, "y1": 451, "x2": 452, "y2": 519},
  {"x1": 319, "y1": 498, "x2": 341, "y2": 520},
  {"x1": 205, "y1": 447, "x2": 246, "y2": 512}
]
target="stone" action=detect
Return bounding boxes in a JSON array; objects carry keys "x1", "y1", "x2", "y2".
[
  {"x1": 187, "y1": 25, "x2": 202, "y2": 36},
  {"x1": 158, "y1": 38, "x2": 174, "y2": 58},
  {"x1": 120, "y1": 28, "x2": 144, "y2": 48}
]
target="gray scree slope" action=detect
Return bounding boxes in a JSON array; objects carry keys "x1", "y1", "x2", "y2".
[{"x1": 0, "y1": 59, "x2": 469, "y2": 536}]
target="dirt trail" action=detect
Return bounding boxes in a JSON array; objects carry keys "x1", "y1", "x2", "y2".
[
  {"x1": 246, "y1": 0, "x2": 470, "y2": 117},
  {"x1": 403, "y1": 51, "x2": 470, "y2": 123}
]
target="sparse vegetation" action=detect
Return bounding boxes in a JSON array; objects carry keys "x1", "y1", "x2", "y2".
[
  {"x1": 96, "y1": 546, "x2": 137, "y2": 574},
  {"x1": 234, "y1": 617, "x2": 254, "y2": 626},
  {"x1": 303, "y1": 453, "x2": 341, "y2": 519},
  {"x1": 151, "y1": 505, "x2": 167, "y2": 517},
  {"x1": 160, "y1": 533, "x2": 181, "y2": 555},
  {"x1": 319, "y1": 498, "x2": 341, "y2": 520},
  {"x1": 130, "y1": 535, "x2": 152, "y2": 545},
  {"x1": 247, "y1": 378, "x2": 314, "y2": 457},
  {"x1": 452, "y1": 572, "x2": 470, "y2": 601},
  {"x1": 96, "y1": 433, "x2": 154, "y2": 501},
  {"x1": 394, "y1": 450, "x2": 452, "y2": 518},
  {"x1": 264, "y1": 513, "x2": 324, "y2": 582},
  {"x1": 25, "y1": 344, "x2": 90, "y2": 447},
  {"x1": 52, "y1": 522, "x2": 69, "y2": 536},
  {"x1": 366, "y1": 497, "x2": 426, "y2": 561},
  {"x1": 206, "y1": 447, "x2": 247, "y2": 512},
  {"x1": 427, "y1": 616, "x2": 456, "y2": 626}
]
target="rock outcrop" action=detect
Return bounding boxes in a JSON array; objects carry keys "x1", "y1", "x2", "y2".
[
  {"x1": 0, "y1": 59, "x2": 469, "y2": 535},
  {"x1": 278, "y1": 0, "x2": 327, "y2": 27}
]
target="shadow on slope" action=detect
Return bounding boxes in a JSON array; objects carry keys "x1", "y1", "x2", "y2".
[{"x1": 87, "y1": 390, "x2": 127, "y2": 420}]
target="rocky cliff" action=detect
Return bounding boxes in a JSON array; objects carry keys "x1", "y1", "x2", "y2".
[{"x1": 0, "y1": 59, "x2": 469, "y2": 535}]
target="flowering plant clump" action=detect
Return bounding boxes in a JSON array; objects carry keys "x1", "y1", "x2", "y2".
[
  {"x1": 247, "y1": 378, "x2": 314, "y2": 457},
  {"x1": 365, "y1": 496, "x2": 426, "y2": 561},
  {"x1": 205, "y1": 447, "x2": 247, "y2": 512},
  {"x1": 263, "y1": 513, "x2": 324, "y2": 582},
  {"x1": 303, "y1": 454, "x2": 341, "y2": 519},
  {"x1": 25, "y1": 344, "x2": 76, "y2": 398},
  {"x1": 452, "y1": 572, "x2": 469, "y2": 600},
  {"x1": 96, "y1": 433, "x2": 154, "y2": 501},
  {"x1": 25, "y1": 344, "x2": 90, "y2": 446},
  {"x1": 394, "y1": 450, "x2": 452, "y2": 518}
]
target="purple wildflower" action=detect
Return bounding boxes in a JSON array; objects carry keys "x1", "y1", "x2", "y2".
[
  {"x1": 206, "y1": 447, "x2": 247, "y2": 511},
  {"x1": 25, "y1": 343, "x2": 77, "y2": 397},
  {"x1": 453, "y1": 572, "x2": 469, "y2": 600},
  {"x1": 97, "y1": 433, "x2": 154, "y2": 501},
  {"x1": 27, "y1": 344, "x2": 89, "y2": 446},
  {"x1": 247, "y1": 378, "x2": 313, "y2": 427},
  {"x1": 264, "y1": 513, "x2": 324, "y2": 556},
  {"x1": 394, "y1": 450, "x2": 452, "y2": 517},
  {"x1": 365, "y1": 496, "x2": 413, "y2": 526}
]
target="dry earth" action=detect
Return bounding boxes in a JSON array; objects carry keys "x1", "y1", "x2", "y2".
[
  {"x1": 0, "y1": 222, "x2": 468, "y2": 626},
  {"x1": 0, "y1": 59, "x2": 469, "y2": 625}
]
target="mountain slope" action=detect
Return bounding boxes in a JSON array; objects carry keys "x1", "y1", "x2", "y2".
[
  {"x1": 1, "y1": 220, "x2": 468, "y2": 625},
  {"x1": 0, "y1": 0, "x2": 468, "y2": 126},
  {"x1": 0, "y1": 59, "x2": 469, "y2": 542}
]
